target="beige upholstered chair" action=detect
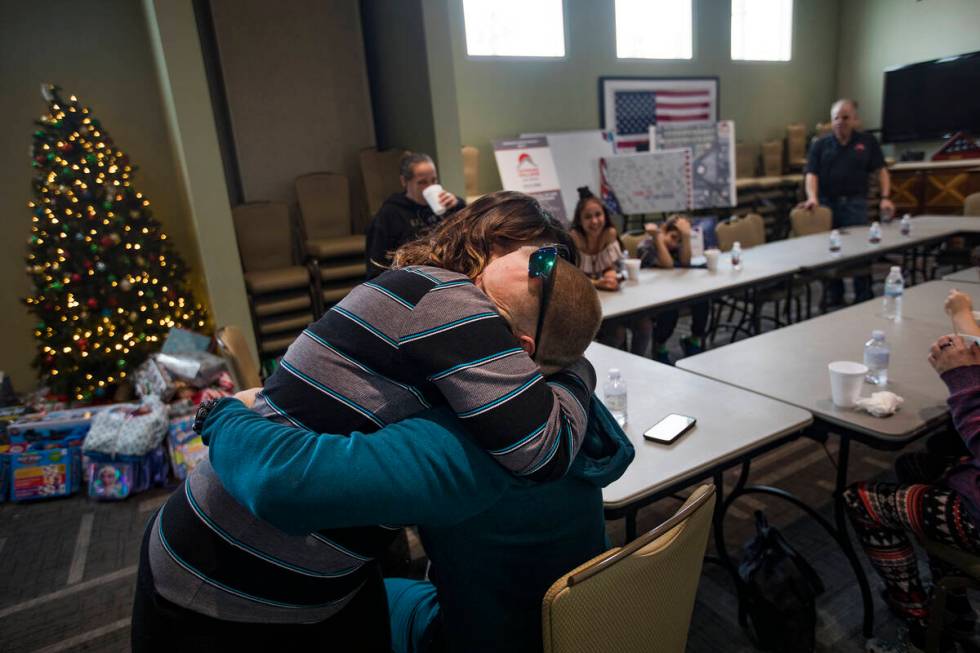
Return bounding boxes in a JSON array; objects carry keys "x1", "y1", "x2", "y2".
[
  {"x1": 215, "y1": 325, "x2": 262, "y2": 390},
  {"x1": 360, "y1": 147, "x2": 406, "y2": 217},
  {"x1": 294, "y1": 172, "x2": 366, "y2": 260},
  {"x1": 964, "y1": 192, "x2": 980, "y2": 216},
  {"x1": 789, "y1": 206, "x2": 833, "y2": 237},
  {"x1": 715, "y1": 213, "x2": 766, "y2": 252},
  {"x1": 461, "y1": 145, "x2": 480, "y2": 202},
  {"x1": 814, "y1": 121, "x2": 832, "y2": 139},
  {"x1": 736, "y1": 142, "x2": 759, "y2": 179},
  {"x1": 231, "y1": 202, "x2": 317, "y2": 355},
  {"x1": 620, "y1": 232, "x2": 648, "y2": 259},
  {"x1": 541, "y1": 485, "x2": 715, "y2": 653},
  {"x1": 786, "y1": 123, "x2": 808, "y2": 170},
  {"x1": 761, "y1": 140, "x2": 784, "y2": 177}
]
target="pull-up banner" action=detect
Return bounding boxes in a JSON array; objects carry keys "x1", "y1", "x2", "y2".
[{"x1": 492, "y1": 137, "x2": 567, "y2": 225}]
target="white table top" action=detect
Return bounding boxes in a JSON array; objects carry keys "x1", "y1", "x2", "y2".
[
  {"x1": 587, "y1": 343, "x2": 812, "y2": 510},
  {"x1": 599, "y1": 215, "x2": 980, "y2": 320},
  {"x1": 678, "y1": 280, "x2": 971, "y2": 442},
  {"x1": 943, "y1": 267, "x2": 980, "y2": 285},
  {"x1": 891, "y1": 158, "x2": 980, "y2": 171}
]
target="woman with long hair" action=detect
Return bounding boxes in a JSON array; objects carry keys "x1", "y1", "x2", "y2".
[{"x1": 569, "y1": 188, "x2": 653, "y2": 357}]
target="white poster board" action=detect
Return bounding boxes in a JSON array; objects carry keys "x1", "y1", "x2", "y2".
[
  {"x1": 492, "y1": 136, "x2": 567, "y2": 224},
  {"x1": 650, "y1": 120, "x2": 737, "y2": 210},
  {"x1": 520, "y1": 130, "x2": 616, "y2": 219},
  {"x1": 599, "y1": 148, "x2": 693, "y2": 215}
]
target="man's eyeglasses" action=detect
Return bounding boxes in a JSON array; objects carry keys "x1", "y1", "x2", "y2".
[{"x1": 529, "y1": 244, "x2": 572, "y2": 360}]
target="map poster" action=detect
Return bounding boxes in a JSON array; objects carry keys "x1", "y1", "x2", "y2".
[
  {"x1": 650, "y1": 120, "x2": 737, "y2": 210},
  {"x1": 492, "y1": 137, "x2": 567, "y2": 224},
  {"x1": 599, "y1": 148, "x2": 693, "y2": 215}
]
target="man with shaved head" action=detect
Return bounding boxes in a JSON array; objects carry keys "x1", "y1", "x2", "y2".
[{"x1": 804, "y1": 98, "x2": 895, "y2": 305}]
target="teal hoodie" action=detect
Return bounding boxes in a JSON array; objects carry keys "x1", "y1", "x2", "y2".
[{"x1": 202, "y1": 396, "x2": 633, "y2": 652}]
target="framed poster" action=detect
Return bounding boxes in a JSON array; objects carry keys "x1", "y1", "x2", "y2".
[{"x1": 599, "y1": 76, "x2": 719, "y2": 152}]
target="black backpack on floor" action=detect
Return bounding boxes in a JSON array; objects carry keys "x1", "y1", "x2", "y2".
[{"x1": 738, "y1": 511, "x2": 826, "y2": 653}]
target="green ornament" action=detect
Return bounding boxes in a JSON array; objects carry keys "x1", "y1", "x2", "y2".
[
  {"x1": 90, "y1": 244, "x2": 98, "y2": 253},
  {"x1": 34, "y1": 130, "x2": 45, "y2": 138},
  {"x1": 85, "y1": 154, "x2": 96, "y2": 164},
  {"x1": 108, "y1": 274, "x2": 117, "y2": 282},
  {"x1": 30, "y1": 236, "x2": 38, "y2": 244},
  {"x1": 53, "y1": 120, "x2": 62, "y2": 127},
  {"x1": 46, "y1": 153, "x2": 55, "y2": 162},
  {"x1": 117, "y1": 359, "x2": 126, "y2": 368},
  {"x1": 36, "y1": 321, "x2": 45, "y2": 329},
  {"x1": 61, "y1": 167, "x2": 73, "y2": 178},
  {"x1": 49, "y1": 281, "x2": 63, "y2": 291},
  {"x1": 145, "y1": 289, "x2": 154, "y2": 298},
  {"x1": 103, "y1": 200, "x2": 112, "y2": 210},
  {"x1": 138, "y1": 333, "x2": 146, "y2": 341}
]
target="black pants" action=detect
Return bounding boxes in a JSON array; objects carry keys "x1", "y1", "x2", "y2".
[
  {"x1": 654, "y1": 301, "x2": 710, "y2": 344},
  {"x1": 132, "y1": 517, "x2": 392, "y2": 652}
]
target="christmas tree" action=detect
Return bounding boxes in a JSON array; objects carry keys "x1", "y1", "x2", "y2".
[{"x1": 24, "y1": 84, "x2": 207, "y2": 401}]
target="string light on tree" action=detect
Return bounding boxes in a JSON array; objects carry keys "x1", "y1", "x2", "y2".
[{"x1": 23, "y1": 84, "x2": 208, "y2": 401}]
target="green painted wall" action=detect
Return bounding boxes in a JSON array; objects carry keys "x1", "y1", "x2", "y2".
[
  {"x1": 837, "y1": 0, "x2": 980, "y2": 145},
  {"x1": 441, "y1": 0, "x2": 841, "y2": 193}
]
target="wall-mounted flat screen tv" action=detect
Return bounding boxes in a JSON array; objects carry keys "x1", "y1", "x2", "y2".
[{"x1": 882, "y1": 49, "x2": 980, "y2": 143}]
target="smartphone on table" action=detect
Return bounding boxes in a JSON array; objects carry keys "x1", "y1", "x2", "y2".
[{"x1": 643, "y1": 413, "x2": 696, "y2": 444}]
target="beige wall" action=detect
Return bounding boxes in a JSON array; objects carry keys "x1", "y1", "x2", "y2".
[
  {"x1": 836, "y1": 0, "x2": 980, "y2": 150},
  {"x1": 0, "y1": 0, "x2": 203, "y2": 390},
  {"x1": 210, "y1": 0, "x2": 377, "y2": 232},
  {"x1": 438, "y1": 0, "x2": 841, "y2": 193}
]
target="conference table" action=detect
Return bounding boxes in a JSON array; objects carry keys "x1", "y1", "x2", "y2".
[
  {"x1": 943, "y1": 266, "x2": 980, "y2": 284},
  {"x1": 587, "y1": 342, "x2": 812, "y2": 543},
  {"x1": 599, "y1": 215, "x2": 980, "y2": 323},
  {"x1": 678, "y1": 279, "x2": 978, "y2": 636}
]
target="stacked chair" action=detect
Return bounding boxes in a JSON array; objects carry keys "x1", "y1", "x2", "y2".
[
  {"x1": 360, "y1": 147, "x2": 406, "y2": 217},
  {"x1": 231, "y1": 201, "x2": 318, "y2": 356},
  {"x1": 294, "y1": 172, "x2": 365, "y2": 311},
  {"x1": 761, "y1": 140, "x2": 784, "y2": 177},
  {"x1": 735, "y1": 142, "x2": 759, "y2": 179},
  {"x1": 461, "y1": 145, "x2": 481, "y2": 203},
  {"x1": 215, "y1": 325, "x2": 262, "y2": 389},
  {"x1": 785, "y1": 123, "x2": 808, "y2": 171}
]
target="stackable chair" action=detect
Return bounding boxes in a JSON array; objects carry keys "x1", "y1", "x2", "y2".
[
  {"x1": 965, "y1": 192, "x2": 980, "y2": 217},
  {"x1": 231, "y1": 201, "x2": 318, "y2": 357},
  {"x1": 461, "y1": 145, "x2": 482, "y2": 203},
  {"x1": 620, "y1": 232, "x2": 648, "y2": 259},
  {"x1": 541, "y1": 485, "x2": 716, "y2": 653},
  {"x1": 736, "y1": 142, "x2": 760, "y2": 179},
  {"x1": 294, "y1": 172, "x2": 366, "y2": 311},
  {"x1": 360, "y1": 147, "x2": 406, "y2": 218},
  {"x1": 786, "y1": 123, "x2": 808, "y2": 171},
  {"x1": 712, "y1": 213, "x2": 801, "y2": 341},
  {"x1": 761, "y1": 140, "x2": 784, "y2": 177}
]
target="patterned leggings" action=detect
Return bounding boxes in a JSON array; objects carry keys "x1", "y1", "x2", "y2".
[{"x1": 842, "y1": 451, "x2": 980, "y2": 628}]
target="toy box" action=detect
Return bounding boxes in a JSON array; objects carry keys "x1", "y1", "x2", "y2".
[
  {"x1": 84, "y1": 446, "x2": 168, "y2": 501},
  {"x1": 8, "y1": 404, "x2": 135, "y2": 443},
  {"x1": 9, "y1": 447, "x2": 81, "y2": 501},
  {"x1": 166, "y1": 413, "x2": 208, "y2": 481}
]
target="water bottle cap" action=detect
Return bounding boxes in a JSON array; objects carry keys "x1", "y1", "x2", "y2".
[
  {"x1": 608, "y1": 368, "x2": 621, "y2": 378},
  {"x1": 733, "y1": 241, "x2": 741, "y2": 248},
  {"x1": 890, "y1": 265, "x2": 901, "y2": 273},
  {"x1": 872, "y1": 329, "x2": 886, "y2": 340},
  {"x1": 830, "y1": 229, "x2": 839, "y2": 235},
  {"x1": 872, "y1": 221, "x2": 880, "y2": 227}
]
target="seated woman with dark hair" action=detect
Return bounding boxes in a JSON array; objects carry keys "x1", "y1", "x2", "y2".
[
  {"x1": 637, "y1": 215, "x2": 711, "y2": 363},
  {"x1": 569, "y1": 188, "x2": 654, "y2": 357},
  {"x1": 844, "y1": 330, "x2": 980, "y2": 653}
]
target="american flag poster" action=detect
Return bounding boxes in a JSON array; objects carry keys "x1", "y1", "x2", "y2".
[{"x1": 599, "y1": 77, "x2": 718, "y2": 152}]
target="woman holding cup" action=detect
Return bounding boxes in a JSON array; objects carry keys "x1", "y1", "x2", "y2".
[{"x1": 569, "y1": 188, "x2": 653, "y2": 357}]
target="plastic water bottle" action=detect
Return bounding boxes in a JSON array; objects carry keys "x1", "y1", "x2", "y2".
[
  {"x1": 869, "y1": 221, "x2": 882, "y2": 244},
  {"x1": 900, "y1": 214, "x2": 911, "y2": 236},
  {"x1": 603, "y1": 369, "x2": 628, "y2": 427},
  {"x1": 883, "y1": 266, "x2": 904, "y2": 320},
  {"x1": 829, "y1": 229, "x2": 841, "y2": 254},
  {"x1": 731, "y1": 241, "x2": 743, "y2": 271},
  {"x1": 864, "y1": 330, "x2": 890, "y2": 385}
]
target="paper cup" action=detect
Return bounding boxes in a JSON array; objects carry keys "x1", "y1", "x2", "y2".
[
  {"x1": 828, "y1": 361, "x2": 868, "y2": 408},
  {"x1": 422, "y1": 184, "x2": 447, "y2": 215},
  {"x1": 704, "y1": 248, "x2": 721, "y2": 272},
  {"x1": 624, "y1": 258, "x2": 641, "y2": 281}
]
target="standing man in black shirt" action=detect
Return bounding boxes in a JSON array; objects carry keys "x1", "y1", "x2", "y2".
[
  {"x1": 365, "y1": 152, "x2": 465, "y2": 279},
  {"x1": 803, "y1": 98, "x2": 895, "y2": 305}
]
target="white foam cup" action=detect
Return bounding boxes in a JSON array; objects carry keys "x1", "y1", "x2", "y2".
[
  {"x1": 828, "y1": 361, "x2": 868, "y2": 408},
  {"x1": 422, "y1": 184, "x2": 448, "y2": 215},
  {"x1": 704, "y1": 248, "x2": 721, "y2": 272},
  {"x1": 624, "y1": 258, "x2": 641, "y2": 281}
]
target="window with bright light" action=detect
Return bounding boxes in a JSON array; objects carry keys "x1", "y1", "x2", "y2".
[
  {"x1": 462, "y1": 0, "x2": 565, "y2": 57},
  {"x1": 731, "y1": 0, "x2": 793, "y2": 61},
  {"x1": 615, "y1": 0, "x2": 693, "y2": 60}
]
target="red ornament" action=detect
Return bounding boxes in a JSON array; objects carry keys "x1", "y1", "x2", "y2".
[
  {"x1": 78, "y1": 338, "x2": 88, "y2": 349},
  {"x1": 71, "y1": 273, "x2": 81, "y2": 283},
  {"x1": 45, "y1": 355, "x2": 55, "y2": 365},
  {"x1": 107, "y1": 297, "x2": 117, "y2": 307},
  {"x1": 59, "y1": 142, "x2": 72, "y2": 152},
  {"x1": 87, "y1": 298, "x2": 98, "y2": 309},
  {"x1": 83, "y1": 260, "x2": 93, "y2": 269}
]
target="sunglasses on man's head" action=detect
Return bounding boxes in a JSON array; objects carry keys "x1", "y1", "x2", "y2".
[{"x1": 528, "y1": 244, "x2": 572, "y2": 361}]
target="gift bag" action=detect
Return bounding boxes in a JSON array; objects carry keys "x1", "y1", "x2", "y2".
[
  {"x1": 83, "y1": 397, "x2": 168, "y2": 456},
  {"x1": 85, "y1": 447, "x2": 168, "y2": 501}
]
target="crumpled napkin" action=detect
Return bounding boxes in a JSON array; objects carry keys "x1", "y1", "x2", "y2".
[{"x1": 855, "y1": 391, "x2": 904, "y2": 417}]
